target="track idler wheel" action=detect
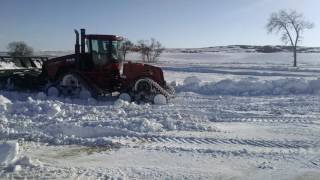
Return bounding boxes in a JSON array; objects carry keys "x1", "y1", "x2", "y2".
[
  {"x1": 118, "y1": 93, "x2": 132, "y2": 102},
  {"x1": 153, "y1": 94, "x2": 167, "y2": 105},
  {"x1": 46, "y1": 86, "x2": 60, "y2": 97}
]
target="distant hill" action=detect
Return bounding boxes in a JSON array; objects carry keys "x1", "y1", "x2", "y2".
[
  {"x1": 166, "y1": 45, "x2": 320, "y2": 53},
  {"x1": 1, "y1": 46, "x2": 320, "y2": 57}
]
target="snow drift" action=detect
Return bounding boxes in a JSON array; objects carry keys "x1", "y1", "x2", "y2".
[
  {"x1": 177, "y1": 77, "x2": 320, "y2": 96},
  {"x1": 0, "y1": 142, "x2": 19, "y2": 166}
]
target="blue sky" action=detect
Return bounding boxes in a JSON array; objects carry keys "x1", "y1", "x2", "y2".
[{"x1": 0, "y1": 0, "x2": 319, "y2": 51}]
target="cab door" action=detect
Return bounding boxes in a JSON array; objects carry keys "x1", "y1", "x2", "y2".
[{"x1": 83, "y1": 39, "x2": 114, "y2": 90}]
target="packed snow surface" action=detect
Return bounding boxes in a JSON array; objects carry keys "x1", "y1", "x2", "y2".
[{"x1": 0, "y1": 51, "x2": 320, "y2": 179}]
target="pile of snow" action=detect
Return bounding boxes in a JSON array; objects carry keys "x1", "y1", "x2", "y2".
[
  {"x1": 0, "y1": 141, "x2": 42, "y2": 174},
  {"x1": 183, "y1": 76, "x2": 201, "y2": 86},
  {"x1": 10, "y1": 97, "x2": 62, "y2": 117},
  {"x1": 0, "y1": 94, "x2": 216, "y2": 147},
  {"x1": 0, "y1": 62, "x2": 18, "y2": 69},
  {"x1": 10, "y1": 156, "x2": 41, "y2": 169},
  {"x1": 0, "y1": 95, "x2": 12, "y2": 112},
  {"x1": 0, "y1": 142, "x2": 19, "y2": 166},
  {"x1": 177, "y1": 77, "x2": 320, "y2": 96}
]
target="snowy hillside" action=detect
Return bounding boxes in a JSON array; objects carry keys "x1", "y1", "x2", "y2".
[{"x1": 0, "y1": 51, "x2": 320, "y2": 179}]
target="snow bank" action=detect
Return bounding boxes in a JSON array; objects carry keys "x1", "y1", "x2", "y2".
[
  {"x1": 15, "y1": 155, "x2": 42, "y2": 167},
  {"x1": 177, "y1": 77, "x2": 320, "y2": 96},
  {"x1": 0, "y1": 142, "x2": 19, "y2": 166},
  {"x1": 0, "y1": 142, "x2": 42, "y2": 173},
  {"x1": 0, "y1": 95, "x2": 12, "y2": 112}
]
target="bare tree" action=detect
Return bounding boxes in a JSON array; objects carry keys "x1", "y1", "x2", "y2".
[
  {"x1": 120, "y1": 39, "x2": 133, "y2": 61},
  {"x1": 266, "y1": 10, "x2": 314, "y2": 67},
  {"x1": 137, "y1": 38, "x2": 164, "y2": 62},
  {"x1": 7, "y1": 41, "x2": 34, "y2": 57},
  {"x1": 137, "y1": 40, "x2": 150, "y2": 62}
]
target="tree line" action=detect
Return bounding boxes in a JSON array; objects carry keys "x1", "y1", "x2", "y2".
[{"x1": 6, "y1": 38, "x2": 164, "y2": 63}]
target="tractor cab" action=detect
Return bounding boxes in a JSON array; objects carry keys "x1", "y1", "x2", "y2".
[
  {"x1": 85, "y1": 34, "x2": 123, "y2": 66},
  {"x1": 74, "y1": 29, "x2": 123, "y2": 69},
  {"x1": 74, "y1": 29, "x2": 124, "y2": 90}
]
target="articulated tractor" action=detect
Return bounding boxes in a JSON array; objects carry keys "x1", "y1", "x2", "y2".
[{"x1": 0, "y1": 29, "x2": 175, "y2": 103}]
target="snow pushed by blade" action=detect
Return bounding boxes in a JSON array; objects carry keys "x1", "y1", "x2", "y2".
[
  {"x1": 177, "y1": 77, "x2": 320, "y2": 96},
  {"x1": 0, "y1": 93, "x2": 216, "y2": 147}
]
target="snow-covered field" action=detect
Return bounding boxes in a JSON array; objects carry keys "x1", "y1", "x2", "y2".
[{"x1": 0, "y1": 52, "x2": 320, "y2": 179}]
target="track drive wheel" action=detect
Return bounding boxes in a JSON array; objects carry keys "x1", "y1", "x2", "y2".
[{"x1": 134, "y1": 79, "x2": 154, "y2": 103}]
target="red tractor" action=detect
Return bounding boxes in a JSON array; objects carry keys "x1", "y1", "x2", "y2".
[{"x1": 0, "y1": 29, "x2": 175, "y2": 103}]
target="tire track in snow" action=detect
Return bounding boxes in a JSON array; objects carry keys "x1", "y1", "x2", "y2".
[
  {"x1": 109, "y1": 134, "x2": 319, "y2": 149},
  {"x1": 211, "y1": 117, "x2": 318, "y2": 124},
  {"x1": 109, "y1": 135, "x2": 320, "y2": 161}
]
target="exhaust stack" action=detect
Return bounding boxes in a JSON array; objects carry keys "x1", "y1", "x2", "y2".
[
  {"x1": 80, "y1": 29, "x2": 86, "y2": 54},
  {"x1": 74, "y1": 29, "x2": 80, "y2": 55}
]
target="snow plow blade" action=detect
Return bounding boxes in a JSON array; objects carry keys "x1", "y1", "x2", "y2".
[
  {"x1": 0, "y1": 56, "x2": 49, "y2": 90},
  {"x1": 0, "y1": 56, "x2": 48, "y2": 69}
]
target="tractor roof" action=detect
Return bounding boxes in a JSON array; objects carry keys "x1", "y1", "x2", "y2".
[{"x1": 85, "y1": 34, "x2": 123, "y2": 41}]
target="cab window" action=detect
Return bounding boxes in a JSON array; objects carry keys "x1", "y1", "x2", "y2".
[
  {"x1": 90, "y1": 40, "x2": 108, "y2": 66},
  {"x1": 89, "y1": 39, "x2": 122, "y2": 65}
]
